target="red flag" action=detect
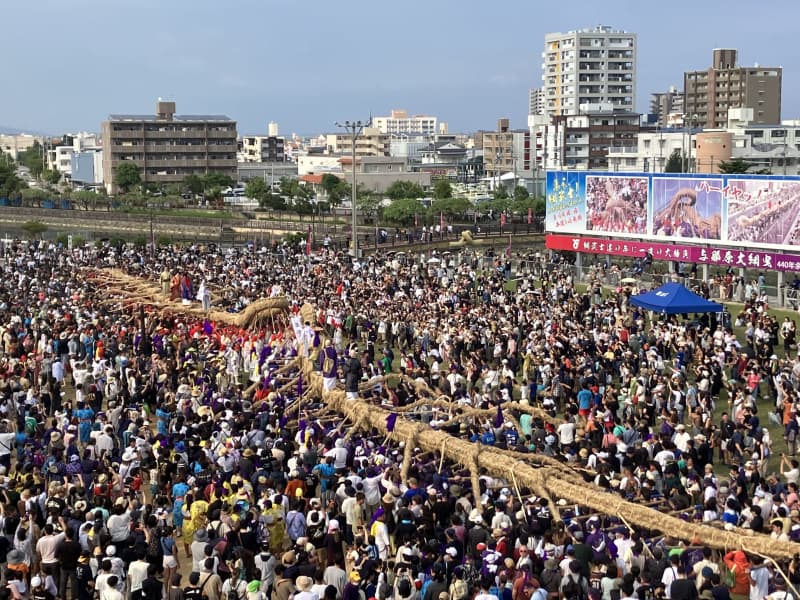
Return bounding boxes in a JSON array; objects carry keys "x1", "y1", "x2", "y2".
[
  {"x1": 500, "y1": 212, "x2": 506, "y2": 226},
  {"x1": 306, "y1": 226, "x2": 312, "y2": 256},
  {"x1": 527, "y1": 207, "x2": 532, "y2": 225}
]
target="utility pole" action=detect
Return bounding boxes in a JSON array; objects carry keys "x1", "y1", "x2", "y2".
[{"x1": 335, "y1": 118, "x2": 371, "y2": 259}]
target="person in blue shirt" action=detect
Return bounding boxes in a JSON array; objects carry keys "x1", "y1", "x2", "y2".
[
  {"x1": 75, "y1": 401, "x2": 94, "y2": 444},
  {"x1": 577, "y1": 385, "x2": 593, "y2": 418},
  {"x1": 480, "y1": 426, "x2": 496, "y2": 446},
  {"x1": 171, "y1": 477, "x2": 190, "y2": 532},
  {"x1": 155, "y1": 406, "x2": 171, "y2": 437}
]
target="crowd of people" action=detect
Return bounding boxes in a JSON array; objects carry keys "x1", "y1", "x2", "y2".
[
  {"x1": 0, "y1": 238, "x2": 796, "y2": 600},
  {"x1": 585, "y1": 177, "x2": 648, "y2": 235}
]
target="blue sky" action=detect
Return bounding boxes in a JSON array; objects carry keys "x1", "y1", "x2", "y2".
[{"x1": 3, "y1": 0, "x2": 797, "y2": 136}]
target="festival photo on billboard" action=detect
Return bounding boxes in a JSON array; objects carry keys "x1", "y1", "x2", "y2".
[
  {"x1": 584, "y1": 175, "x2": 648, "y2": 234},
  {"x1": 650, "y1": 177, "x2": 723, "y2": 240},
  {"x1": 726, "y1": 179, "x2": 800, "y2": 246}
]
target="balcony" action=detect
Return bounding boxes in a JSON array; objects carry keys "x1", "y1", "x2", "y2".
[{"x1": 109, "y1": 130, "x2": 144, "y2": 139}]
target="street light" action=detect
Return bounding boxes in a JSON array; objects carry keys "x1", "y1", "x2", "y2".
[{"x1": 335, "y1": 119, "x2": 371, "y2": 258}]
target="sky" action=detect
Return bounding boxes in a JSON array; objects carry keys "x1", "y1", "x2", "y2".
[{"x1": 2, "y1": 0, "x2": 798, "y2": 137}]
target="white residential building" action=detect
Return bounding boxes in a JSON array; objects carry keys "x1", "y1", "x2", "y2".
[
  {"x1": 542, "y1": 25, "x2": 636, "y2": 117},
  {"x1": 373, "y1": 110, "x2": 438, "y2": 136},
  {"x1": 529, "y1": 88, "x2": 545, "y2": 116},
  {"x1": 47, "y1": 132, "x2": 102, "y2": 178}
]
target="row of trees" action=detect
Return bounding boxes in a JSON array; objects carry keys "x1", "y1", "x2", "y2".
[{"x1": 663, "y1": 149, "x2": 770, "y2": 174}]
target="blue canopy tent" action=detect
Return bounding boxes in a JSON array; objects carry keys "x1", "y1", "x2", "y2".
[{"x1": 629, "y1": 282, "x2": 723, "y2": 314}]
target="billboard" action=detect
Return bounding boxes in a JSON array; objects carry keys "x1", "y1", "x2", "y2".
[
  {"x1": 546, "y1": 233, "x2": 800, "y2": 272},
  {"x1": 546, "y1": 171, "x2": 800, "y2": 252}
]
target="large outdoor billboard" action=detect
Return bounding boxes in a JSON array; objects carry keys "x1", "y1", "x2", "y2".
[{"x1": 546, "y1": 171, "x2": 800, "y2": 252}]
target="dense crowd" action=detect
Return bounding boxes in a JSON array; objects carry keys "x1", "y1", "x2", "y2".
[{"x1": 0, "y1": 239, "x2": 796, "y2": 600}]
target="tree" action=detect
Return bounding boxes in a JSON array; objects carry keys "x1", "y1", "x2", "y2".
[
  {"x1": 42, "y1": 169, "x2": 61, "y2": 185},
  {"x1": 18, "y1": 143, "x2": 44, "y2": 179},
  {"x1": 513, "y1": 186, "x2": 530, "y2": 201},
  {"x1": 114, "y1": 161, "x2": 141, "y2": 193},
  {"x1": 355, "y1": 185, "x2": 381, "y2": 220},
  {"x1": 20, "y1": 188, "x2": 47, "y2": 208},
  {"x1": 260, "y1": 192, "x2": 286, "y2": 211},
  {"x1": 430, "y1": 196, "x2": 471, "y2": 220},
  {"x1": 165, "y1": 182, "x2": 183, "y2": 197},
  {"x1": 383, "y1": 197, "x2": 424, "y2": 226},
  {"x1": 664, "y1": 149, "x2": 686, "y2": 173},
  {"x1": 717, "y1": 158, "x2": 753, "y2": 174},
  {"x1": 0, "y1": 161, "x2": 22, "y2": 199},
  {"x1": 433, "y1": 180, "x2": 452, "y2": 200},
  {"x1": 385, "y1": 180, "x2": 425, "y2": 200},
  {"x1": 202, "y1": 172, "x2": 234, "y2": 191},
  {"x1": 493, "y1": 186, "x2": 509, "y2": 201},
  {"x1": 245, "y1": 178, "x2": 269, "y2": 202},
  {"x1": 20, "y1": 220, "x2": 47, "y2": 239},
  {"x1": 72, "y1": 190, "x2": 100, "y2": 210},
  {"x1": 184, "y1": 174, "x2": 204, "y2": 197}
]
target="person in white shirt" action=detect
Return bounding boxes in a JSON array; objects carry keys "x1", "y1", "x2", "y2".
[
  {"x1": 557, "y1": 418, "x2": 576, "y2": 448},
  {"x1": 294, "y1": 576, "x2": 319, "y2": 600}
]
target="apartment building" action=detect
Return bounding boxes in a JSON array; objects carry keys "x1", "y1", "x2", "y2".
[
  {"x1": 649, "y1": 86, "x2": 684, "y2": 128},
  {"x1": 482, "y1": 119, "x2": 531, "y2": 182},
  {"x1": 542, "y1": 103, "x2": 639, "y2": 171},
  {"x1": 101, "y1": 101, "x2": 237, "y2": 192},
  {"x1": 684, "y1": 48, "x2": 782, "y2": 129},
  {"x1": 542, "y1": 25, "x2": 636, "y2": 117},
  {"x1": 240, "y1": 135, "x2": 286, "y2": 162},
  {"x1": 325, "y1": 127, "x2": 389, "y2": 157},
  {"x1": 373, "y1": 110, "x2": 437, "y2": 136},
  {"x1": 529, "y1": 88, "x2": 545, "y2": 116}
]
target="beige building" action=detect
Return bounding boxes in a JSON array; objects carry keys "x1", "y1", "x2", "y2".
[
  {"x1": 684, "y1": 49, "x2": 782, "y2": 129},
  {"x1": 325, "y1": 127, "x2": 389, "y2": 157},
  {"x1": 373, "y1": 110, "x2": 437, "y2": 135},
  {"x1": 101, "y1": 101, "x2": 237, "y2": 192},
  {"x1": 482, "y1": 118, "x2": 532, "y2": 183},
  {"x1": 0, "y1": 134, "x2": 41, "y2": 160}
]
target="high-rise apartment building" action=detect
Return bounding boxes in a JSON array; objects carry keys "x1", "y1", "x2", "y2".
[
  {"x1": 684, "y1": 49, "x2": 782, "y2": 129},
  {"x1": 541, "y1": 25, "x2": 636, "y2": 117},
  {"x1": 529, "y1": 88, "x2": 545, "y2": 116},
  {"x1": 649, "y1": 86, "x2": 684, "y2": 127},
  {"x1": 373, "y1": 110, "x2": 438, "y2": 136},
  {"x1": 240, "y1": 135, "x2": 286, "y2": 162},
  {"x1": 101, "y1": 101, "x2": 237, "y2": 192}
]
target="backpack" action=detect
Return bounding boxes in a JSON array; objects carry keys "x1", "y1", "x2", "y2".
[
  {"x1": 397, "y1": 574, "x2": 412, "y2": 598},
  {"x1": 721, "y1": 563, "x2": 736, "y2": 588},
  {"x1": 562, "y1": 574, "x2": 587, "y2": 600}
]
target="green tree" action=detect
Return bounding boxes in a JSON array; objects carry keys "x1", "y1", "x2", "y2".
[
  {"x1": 165, "y1": 182, "x2": 183, "y2": 197},
  {"x1": 20, "y1": 188, "x2": 47, "y2": 208},
  {"x1": 717, "y1": 158, "x2": 753, "y2": 174},
  {"x1": 664, "y1": 148, "x2": 686, "y2": 173},
  {"x1": 356, "y1": 185, "x2": 381, "y2": 219},
  {"x1": 532, "y1": 197, "x2": 546, "y2": 216},
  {"x1": 0, "y1": 161, "x2": 22, "y2": 198},
  {"x1": 493, "y1": 185, "x2": 509, "y2": 201},
  {"x1": 202, "y1": 172, "x2": 234, "y2": 191},
  {"x1": 18, "y1": 143, "x2": 44, "y2": 179},
  {"x1": 513, "y1": 186, "x2": 530, "y2": 201},
  {"x1": 383, "y1": 197, "x2": 424, "y2": 226},
  {"x1": 114, "y1": 161, "x2": 141, "y2": 193},
  {"x1": 245, "y1": 178, "x2": 269, "y2": 202},
  {"x1": 72, "y1": 190, "x2": 99, "y2": 211},
  {"x1": 430, "y1": 196, "x2": 471, "y2": 220},
  {"x1": 432, "y1": 180, "x2": 452, "y2": 200},
  {"x1": 184, "y1": 174, "x2": 204, "y2": 196},
  {"x1": 385, "y1": 180, "x2": 425, "y2": 200},
  {"x1": 260, "y1": 192, "x2": 287, "y2": 211},
  {"x1": 42, "y1": 169, "x2": 61, "y2": 185},
  {"x1": 20, "y1": 220, "x2": 47, "y2": 239}
]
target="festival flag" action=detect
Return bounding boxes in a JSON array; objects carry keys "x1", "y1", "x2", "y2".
[
  {"x1": 506, "y1": 233, "x2": 512, "y2": 258},
  {"x1": 386, "y1": 413, "x2": 398, "y2": 432},
  {"x1": 440, "y1": 211, "x2": 444, "y2": 231},
  {"x1": 494, "y1": 403, "x2": 504, "y2": 428},
  {"x1": 500, "y1": 212, "x2": 506, "y2": 227},
  {"x1": 306, "y1": 226, "x2": 312, "y2": 256},
  {"x1": 527, "y1": 207, "x2": 532, "y2": 225}
]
